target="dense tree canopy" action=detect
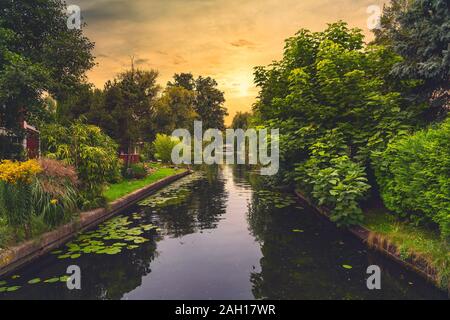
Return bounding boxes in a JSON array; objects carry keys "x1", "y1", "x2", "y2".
[
  {"x1": 169, "y1": 73, "x2": 228, "y2": 130},
  {"x1": 374, "y1": 0, "x2": 450, "y2": 117},
  {"x1": 253, "y1": 22, "x2": 424, "y2": 225},
  {"x1": 0, "y1": 0, "x2": 95, "y2": 159},
  {"x1": 153, "y1": 86, "x2": 198, "y2": 134},
  {"x1": 231, "y1": 112, "x2": 252, "y2": 130}
]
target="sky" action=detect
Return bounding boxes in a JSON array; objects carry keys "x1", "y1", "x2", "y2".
[{"x1": 72, "y1": 0, "x2": 387, "y2": 125}]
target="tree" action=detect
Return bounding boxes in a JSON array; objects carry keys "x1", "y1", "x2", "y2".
[
  {"x1": 0, "y1": 0, "x2": 95, "y2": 100},
  {"x1": 40, "y1": 121, "x2": 121, "y2": 209},
  {"x1": 56, "y1": 84, "x2": 104, "y2": 125},
  {"x1": 102, "y1": 67, "x2": 160, "y2": 159},
  {"x1": 153, "y1": 86, "x2": 198, "y2": 135},
  {"x1": 168, "y1": 73, "x2": 195, "y2": 91},
  {"x1": 169, "y1": 73, "x2": 228, "y2": 130},
  {"x1": 0, "y1": 0, "x2": 95, "y2": 159},
  {"x1": 374, "y1": 0, "x2": 450, "y2": 117},
  {"x1": 253, "y1": 22, "x2": 423, "y2": 226},
  {"x1": 231, "y1": 112, "x2": 252, "y2": 129}
]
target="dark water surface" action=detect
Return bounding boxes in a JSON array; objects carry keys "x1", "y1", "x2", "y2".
[{"x1": 0, "y1": 166, "x2": 447, "y2": 300}]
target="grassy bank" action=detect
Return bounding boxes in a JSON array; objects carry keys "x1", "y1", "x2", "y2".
[
  {"x1": 364, "y1": 208, "x2": 450, "y2": 290},
  {"x1": 104, "y1": 166, "x2": 184, "y2": 202}
]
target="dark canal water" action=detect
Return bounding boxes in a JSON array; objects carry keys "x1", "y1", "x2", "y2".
[{"x1": 0, "y1": 166, "x2": 447, "y2": 300}]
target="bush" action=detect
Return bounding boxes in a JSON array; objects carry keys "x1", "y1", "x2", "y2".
[
  {"x1": 32, "y1": 158, "x2": 79, "y2": 227},
  {"x1": 0, "y1": 159, "x2": 42, "y2": 238},
  {"x1": 41, "y1": 121, "x2": 121, "y2": 209},
  {"x1": 153, "y1": 134, "x2": 179, "y2": 164},
  {"x1": 123, "y1": 163, "x2": 148, "y2": 180},
  {"x1": 372, "y1": 119, "x2": 450, "y2": 238},
  {"x1": 297, "y1": 155, "x2": 371, "y2": 227},
  {"x1": 294, "y1": 131, "x2": 371, "y2": 227}
]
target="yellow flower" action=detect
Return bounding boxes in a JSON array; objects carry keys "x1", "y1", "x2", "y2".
[
  {"x1": 50, "y1": 199, "x2": 58, "y2": 205},
  {"x1": 0, "y1": 159, "x2": 42, "y2": 185}
]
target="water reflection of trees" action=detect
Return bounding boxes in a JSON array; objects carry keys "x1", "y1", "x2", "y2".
[
  {"x1": 246, "y1": 184, "x2": 447, "y2": 300},
  {"x1": 146, "y1": 166, "x2": 228, "y2": 238},
  {"x1": 2, "y1": 240, "x2": 158, "y2": 300}
]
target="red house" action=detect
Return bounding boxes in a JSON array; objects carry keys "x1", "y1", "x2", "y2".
[
  {"x1": 23, "y1": 121, "x2": 40, "y2": 159},
  {"x1": 0, "y1": 121, "x2": 40, "y2": 159}
]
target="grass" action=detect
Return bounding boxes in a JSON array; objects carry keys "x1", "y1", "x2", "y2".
[
  {"x1": 104, "y1": 166, "x2": 184, "y2": 202},
  {"x1": 364, "y1": 208, "x2": 450, "y2": 289}
]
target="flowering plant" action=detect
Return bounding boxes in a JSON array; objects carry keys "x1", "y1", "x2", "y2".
[{"x1": 0, "y1": 160, "x2": 42, "y2": 185}]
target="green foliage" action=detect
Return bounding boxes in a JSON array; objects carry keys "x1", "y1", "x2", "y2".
[
  {"x1": 253, "y1": 22, "x2": 418, "y2": 226},
  {"x1": 169, "y1": 73, "x2": 228, "y2": 130},
  {"x1": 0, "y1": 0, "x2": 95, "y2": 159},
  {"x1": 31, "y1": 159, "x2": 79, "y2": 227},
  {"x1": 153, "y1": 86, "x2": 198, "y2": 134},
  {"x1": 41, "y1": 121, "x2": 121, "y2": 209},
  {"x1": 153, "y1": 134, "x2": 179, "y2": 164},
  {"x1": 372, "y1": 118, "x2": 450, "y2": 238},
  {"x1": 0, "y1": 181, "x2": 33, "y2": 238},
  {"x1": 124, "y1": 163, "x2": 148, "y2": 180},
  {"x1": 374, "y1": 0, "x2": 450, "y2": 114},
  {"x1": 295, "y1": 133, "x2": 371, "y2": 226},
  {"x1": 231, "y1": 112, "x2": 252, "y2": 130}
]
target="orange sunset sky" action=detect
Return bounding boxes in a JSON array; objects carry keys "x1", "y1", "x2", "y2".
[{"x1": 72, "y1": 0, "x2": 387, "y2": 125}]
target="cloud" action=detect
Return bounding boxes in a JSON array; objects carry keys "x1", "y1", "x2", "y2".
[
  {"x1": 77, "y1": 0, "x2": 388, "y2": 125},
  {"x1": 135, "y1": 58, "x2": 150, "y2": 65},
  {"x1": 173, "y1": 55, "x2": 187, "y2": 65},
  {"x1": 230, "y1": 39, "x2": 256, "y2": 48}
]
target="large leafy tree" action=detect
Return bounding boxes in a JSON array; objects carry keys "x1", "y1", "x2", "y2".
[
  {"x1": 169, "y1": 73, "x2": 228, "y2": 130},
  {"x1": 254, "y1": 22, "x2": 424, "y2": 226},
  {"x1": 231, "y1": 112, "x2": 252, "y2": 130},
  {"x1": 153, "y1": 86, "x2": 198, "y2": 135},
  {"x1": 0, "y1": 0, "x2": 95, "y2": 159},
  {"x1": 374, "y1": 0, "x2": 450, "y2": 117},
  {"x1": 101, "y1": 68, "x2": 160, "y2": 156}
]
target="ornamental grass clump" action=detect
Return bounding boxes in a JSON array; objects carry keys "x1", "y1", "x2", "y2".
[
  {"x1": 32, "y1": 158, "x2": 79, "y2": 227},
  {"x1": 0, "y1": 160, "x2": 42, "y2": 239}
]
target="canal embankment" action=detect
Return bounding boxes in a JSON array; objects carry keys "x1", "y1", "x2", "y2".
[
  {"x1": 294, "y1": 190, "x2": 450, "y2": 294},
  {"x1": 0, "y1": 170, "x2": 191, "y2": 277}
]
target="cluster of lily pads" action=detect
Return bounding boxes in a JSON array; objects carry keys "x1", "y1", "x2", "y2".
[
  {"x1": 52, "y1": 215, "x2": 159, "y2": 259},
  {"x1": 139, "y1": 172, "x2": 203, "y2": 208},
  {"x1": 255, "y1": 190, "x2": 299, "y2": 209},
  {"x1": 0, "y1": 274, "x2": 70, "y2": 293}
]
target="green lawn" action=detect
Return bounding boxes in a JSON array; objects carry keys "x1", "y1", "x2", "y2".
[
  {"x1": 364, "y1": 208, "x2": 450, "y2": 289},
  {"x1": 104, "y1": 167, "x2": 185, "y2": 202}
]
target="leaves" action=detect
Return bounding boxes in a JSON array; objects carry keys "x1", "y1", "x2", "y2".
[
  {"x1": 342, "y1": 264, "x2": 353, "y2": 270},
  {"x1": 50, "y1": 214, "x2": 157, "y2": 260},
  {"x1": 27, "y1": 278, "x2": 41, "y2": 284}
]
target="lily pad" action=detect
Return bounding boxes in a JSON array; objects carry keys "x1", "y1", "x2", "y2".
[
  {"x1": 44, "y1": 277, "x2": 60, "y2": 284},
  {"x1": 342, "y1": 264, "x2": 353, "y2": 270},
  {"x1": 6, "y1": 286, "x2": 20, "y2": 292},
  {"x1": 70, "y1": 254, "x2": 81, "y2": 259},
  {"x1": 292, "y1": 229, "x2": 304, "y2": 233},
  {"x1": 0, "y1": 280, "x2": 7, "y2": 286},
  {"x1": 11, "y1": 275, "x2": 20, "y2": 279},
  {"x1": 28, "y1": 278, "x2": 41, "y2": 284},
  {"x1": 0, "y1": 287, "x2": 7, "y2": 292}
]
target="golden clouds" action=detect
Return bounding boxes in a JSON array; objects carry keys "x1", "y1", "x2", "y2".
[{"x1": 74, "y1": 0, "x2": 387, "y2": 124}]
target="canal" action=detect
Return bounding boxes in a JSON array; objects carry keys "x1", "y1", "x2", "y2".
[{"x1": 0, "y1": 166, "x2": 447, "y2": 299}]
